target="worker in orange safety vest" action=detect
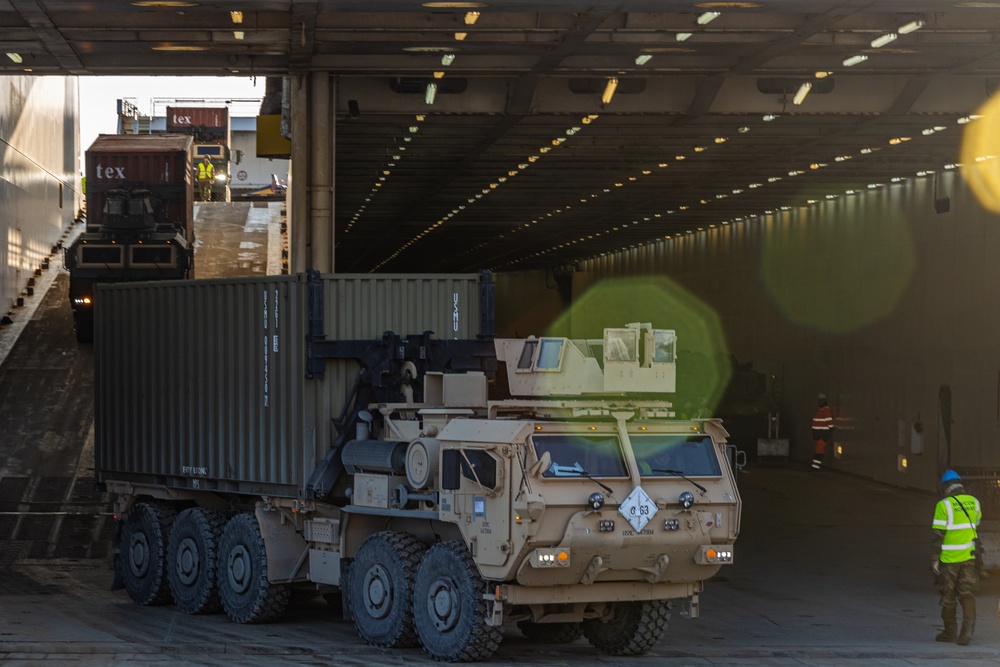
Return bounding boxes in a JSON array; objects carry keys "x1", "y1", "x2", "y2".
[{"x1": 811, "y1": 393, "x2": 833, "y2": 470}]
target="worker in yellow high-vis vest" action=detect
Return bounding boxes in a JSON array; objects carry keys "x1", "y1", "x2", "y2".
[
  {"x1": 197, "y1": 156, "x2": 214, "y2": 202},
  {"x1": 932, "y1": 469, "x2": 983, "y2": 645}
]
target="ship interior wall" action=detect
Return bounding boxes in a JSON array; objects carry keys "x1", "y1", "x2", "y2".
[
  {"x1": 496, "y1": 169, "x2": 1000, "y2": 494},
  {"x1": 0, "y1": 76, "x2": 80, "y2": 315}
]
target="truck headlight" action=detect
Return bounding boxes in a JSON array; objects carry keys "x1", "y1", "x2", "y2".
[
  {"x1": 695, "y1": 545, "x2": 734, "y2": 565},
  {"x1": 530, "y1": 548, "x2": 571, "y2": 568},
  {"x1": 588, "y1": 492, "x2": 605, "y2": 510},
  {"x1": 215, "y1": 172, "x2": 227, "y2": 181}
]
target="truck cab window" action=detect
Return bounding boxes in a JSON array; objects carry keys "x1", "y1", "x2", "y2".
[
  {"x1": 532, "y1": 434, "x2": 627, "y2": 478},
  {"x1": 633, "y1": 435, "x2": 721, "y2": 477}
]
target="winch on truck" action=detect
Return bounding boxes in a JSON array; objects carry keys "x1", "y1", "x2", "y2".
[{"x1": 96, "y1": 271, "x2": 741, "y2": 662}]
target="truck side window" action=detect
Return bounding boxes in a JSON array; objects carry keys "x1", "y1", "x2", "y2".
[
  {"x1": 653, "y1": 330, "x2": 676, "y2": 363},
  {"x1": 532, "y1": 434, "x2": 627, "y2": 478},
  {"x1": 517, "y1": 340, "x2": 537, "y2": 370},
  {"x1": 604, "y1": 328, "x2": 637, "y2": 362},
  {"x1": 460, "y1": 449, "x2": 497, "y2": 489}
]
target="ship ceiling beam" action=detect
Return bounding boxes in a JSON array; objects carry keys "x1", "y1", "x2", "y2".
[{"x1": 9, "y1": 0, "x2": 84, "y2": 74}]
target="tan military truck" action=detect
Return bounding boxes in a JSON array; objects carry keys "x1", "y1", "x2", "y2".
[{"x1": 96, "y1": 272, "x2": 741, "y2": 662}]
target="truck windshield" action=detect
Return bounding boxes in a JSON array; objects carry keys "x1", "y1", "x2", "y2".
[
  {"x1": 633, "y1": 435, "x2": 721, "y2": 477},
  {"x1": 532, "y1": 434, "x2": 627, "y2": 478}
]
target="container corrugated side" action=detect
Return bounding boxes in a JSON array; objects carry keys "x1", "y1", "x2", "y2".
[
  {"x1": 95, "y1": 272, "x2": 487, "y2": 499},
  {"x1": 166, "y1": 106, "x2": 230, "y2": 143},
  {"x1": 85, "y1": 133, "x2": 194, "y2": 243}
]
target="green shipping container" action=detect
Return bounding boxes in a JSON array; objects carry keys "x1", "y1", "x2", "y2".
[{"x1": 94, "y1": 271, "x2": 493, "y2": 499}]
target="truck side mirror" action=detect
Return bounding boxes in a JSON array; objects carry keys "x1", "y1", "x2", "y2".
[
  {"x1": 441, "y1": 449, "x2": 461, "y2": 490},
  {"x1": 233, "y1": 150, "x2": 243, "y2": 165}
]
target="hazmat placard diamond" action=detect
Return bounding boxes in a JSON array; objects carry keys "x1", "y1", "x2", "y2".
[{"x1": 619, "y1": 485, "x2": 657, "y2": 532}]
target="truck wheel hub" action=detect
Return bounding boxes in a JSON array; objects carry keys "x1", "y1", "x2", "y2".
[
  {"x1": 428, "y1": 578, "x2": 460, "y2": 631},
  {"x1": 363, "y1": 565, "x2": 392, "y2": 619},
  {"x1": 176, "y1": 537, "x2": 200, "y2": 586},
  {"x1": 128, "y1": 533, "x2": 150, "y2": 577},
  {"x1": 227, "y1": 545, "x2": 251, "y2": 594}
]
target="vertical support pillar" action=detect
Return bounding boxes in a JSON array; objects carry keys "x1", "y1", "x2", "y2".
[
  {"x1": 290, "y1": 74, "x2": 309, "y2": 274},
  {"x1": 289, "y1": 72, "x2": 337, "y2": 273},
  {"x1": 309, "y1": 72, "x2": 335, "y2": 273}
]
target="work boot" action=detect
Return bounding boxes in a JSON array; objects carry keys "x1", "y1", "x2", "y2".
[
  {"x1": 957, "y1": 598, "x2": 976, "y2": 645},
  {"x1": 936, "y1": 607, "x2": 957, "y2": 642},
  {"x1": 935, "y1": 627, "x2": 957, "y2": 642}
]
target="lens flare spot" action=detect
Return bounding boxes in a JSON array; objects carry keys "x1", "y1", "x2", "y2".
[
  {"x1": 961, "y1": 94, "x2": 1000, "y2": 213},
  {"x1": 546, "y1": 276, "x2": 731, "y2": 415},
  {"x1": 760, "y1": 206, "x2": 914, "y2": 335}
]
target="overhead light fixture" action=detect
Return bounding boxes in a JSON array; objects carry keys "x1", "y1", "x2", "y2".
[
  {"x1": 843, "y1": 54, "x2": 868, "y2": 67},
  {"x1": 815, "y1": 71, "x2": 833, "y2": 78},
  {"x1": 131, "y1": 1, "x2": 199, "y2": 6},
  {"x1": 151, "y1": 44, "x2": 209, "y2": 51},
  {"x1": 403, "y1": 46, "x2": 453, "y2": 53},
  {"x1": 870, "y1": 32, "x2": 898, "y2": 48},
  {"x1": 464, "y1": 11, "x2": 480, "y2": 25},
  {"x1": 425, "y1": 82, "x2": 438, "y2": 105},
  {"x1": 454, "y1": 32, "x2": 468, "y2": 40},
  {"x1": 676, "y1": 32, "x2": 693, "y2": 41},
  {"x1": 792, "y1": 81, "x2": 812, "y2": 105},
  {"x1": 762, "y1": 114, "x2": 778, "y2": 121},
  {"x1": 433, "y1": 70, "x2": 445, "y2": 78},
  {"x1": 898, "y1": 19, "x2": 925, "y2": 34},
  {"x1": 422, "y1": 1, "x2": 488, "y2": 7},
  {"x1": 441, "y1": 53, "x2": 456, "y2": 66},
  {"x1": 233, "y1": 31, "x2": 244, "y2": 40},
  {"x1": 601, "y1": 77, "x2": 619, "y2": 105},
  {"x1": 697, "y1": 11, "x2": 721, "y2": 25},
  {"x1": 635, "y1": 54, "x2": 653, "y2": 66},
  {"x1": 230, "y1": 10, "x2": 243, "y2": 24},
  {"x1": 6, "y1": 52, "x2": 22, "y2": 63}
]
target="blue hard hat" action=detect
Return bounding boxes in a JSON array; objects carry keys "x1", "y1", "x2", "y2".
[{"x1": 941, "y1": 469, "x2": 961, "y2": 484}]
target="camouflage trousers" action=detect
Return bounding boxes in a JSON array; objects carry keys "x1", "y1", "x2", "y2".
[{"x1": 939, "y1": 560, "x2": 978, "y2": 612}]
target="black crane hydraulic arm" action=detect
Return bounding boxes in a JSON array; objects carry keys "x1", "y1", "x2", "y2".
[{"x1": 303, "y1": 269, "x2": 498, "y2": 499}]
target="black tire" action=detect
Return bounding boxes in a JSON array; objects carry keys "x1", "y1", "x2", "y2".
[
  {"x1": 167, "y1": 508, "x2": 226, "y2": 614},
  {"x1": 348, "y1": 531, "x2": 426, "y2": 648},
  {"x1": 517, "y1": 620, "x2": 583, "y2": 643},
  {"x1": 582, "y1": 600, "x2": 671, "y2": 656},
  {"x1": 217, "y1": 513, "x2": 290, "y2": 623},
  {"x1": 74, "y1": 316, "x2": 93, "y2": 343},
  {"x1": 120, "y1": 503, "x2": 176, "y2": 606},
  {"x1": 412, "y1": 541, "x2": 503, "y2": 662}
]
